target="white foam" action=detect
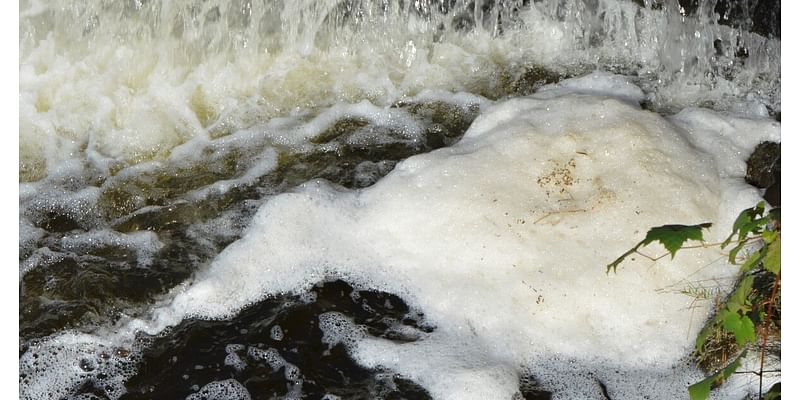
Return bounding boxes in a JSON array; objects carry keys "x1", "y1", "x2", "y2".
[
  {"x1": 159, "y1": 88, "x2": 775, "y2": 398},
  {"x1": 185, "y1": 379, "x2": 251, "y2": 400},
  {"x1": 20, "y1": 247, "x2": 65, "y2": 278},
  {"x1": 19, "y1": 219, "x2": 46, "y2": 257},
  {"x1": 669, "y1": 107, "x2": 781, "y2": 179},
  {"x1": 60, "y1": 229, "x2": 164, "y2": 266},
  {"x1": 20, "y1": 76, "x2": 779, "y2": 399},
  {"x1": 224, "y1": 344, "x2": 247, "y2": 372},
  {"x1": 318, "y1": 312, "x2": 366, "y2": 351},
  {"x1": 185, "y1": 149, "x2": 279, "y2": 201},
  {"x1": 246, "y1": 347, "x2": 304, "y2": 398},
  {"x1": 270, "y1": 325, "x2": 284, "y2": 342},
  {"x1": 19, "y1": 332, "x2": 139, "y2": 400},
  {"x1": 19, "y1": 0, "x2": 779, "y2": 179},
  {"x1": 535, "y1": 70, "x2": 646, "y2": 106}
]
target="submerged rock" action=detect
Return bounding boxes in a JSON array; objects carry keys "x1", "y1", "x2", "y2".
[{"x1": 506, "y1": 65, "x2": 563, "y2": 96}]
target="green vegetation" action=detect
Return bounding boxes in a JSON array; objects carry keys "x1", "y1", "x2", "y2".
[{"x1": 607, "y1": 202, "x2": 781, "y2": 399}]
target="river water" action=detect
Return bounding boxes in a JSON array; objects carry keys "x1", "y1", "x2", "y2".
[{"x1": 19, "y1": 1, "x2": 780, "y2": 399}]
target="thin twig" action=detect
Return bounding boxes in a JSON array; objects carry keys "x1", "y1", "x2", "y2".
[
  {"x1": 533, "y1": 208, "x2": 588, "y2": 224},
  {"x1": 732, "y1": 369, "x2": 781, "y2": 376},
  {"x1": 758, "y1": 270, "x2": 781, "y2": 399}
]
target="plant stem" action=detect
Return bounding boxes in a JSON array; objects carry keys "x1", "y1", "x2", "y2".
[{"x1": 758, "y1": 270, "x2": 781, "y2": 399}]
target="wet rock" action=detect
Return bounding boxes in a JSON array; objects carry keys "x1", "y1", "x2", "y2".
[
  {"x1": 310, "y1": 118, "x2": 370, "y2": 144},
  {"x1": 746, "y1": 141, "x2": 780, "y2": 188},
  {"x1": 403, "y1": 101, "x2": 479, "y2": 148},
  {"x1": 763, "y1": 176, "x2": 780, "y2": 207},
  {"x1": 746, "y1": 141, "x2": 780, "y2": 206},
  {"x1": 505, "y1": 65, "x2": 562, "y2": 96}
]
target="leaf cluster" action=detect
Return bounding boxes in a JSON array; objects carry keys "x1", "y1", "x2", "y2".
[
  {"x1": 689, "y1": 203, "x2": 780, "y2": 399},
  {"x1": 606, "y1": 202, "x2": 781, "y2": 400},
  {"x1": 723, "y1": 202, "x2": 781, "y2": 275}
]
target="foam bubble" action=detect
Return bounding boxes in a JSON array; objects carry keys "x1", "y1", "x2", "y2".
[
  {"x1": 270, "y1": 325, "x2": 284, "y2": 342},
  {"x1": 247, "y1": 347, "x2": 287, "y2": 371},
  {"x1": 246, "y1": 347, "x2": 304, "y2": 398},
  {"x1": 318, "y1": 312, "x2": 366, "y2": 350},
  {"x1": 224, "y1": 344, "x2": 247, "y2": 372},
  {"x1": 185, "y1": 379, "x2": 251, "y2": 400},
  {"x1": 19, "y1": 332, "x2": 140, "y2": 400}
]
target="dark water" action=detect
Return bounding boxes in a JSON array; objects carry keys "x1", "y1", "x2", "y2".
[
  {"x1": 20, "y1": 100, "x2": 479, "y2": 343},
  {"x1": 20, "y1": 100, "x2": 486, "y2": 399},
  {"x1": 116, "y1": 280, "x2": 436, "y2": 400}
]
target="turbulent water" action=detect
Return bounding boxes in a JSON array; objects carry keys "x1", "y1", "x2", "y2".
[{"x1": 19, "y1": 1, "x2": 780, "y2": 399}]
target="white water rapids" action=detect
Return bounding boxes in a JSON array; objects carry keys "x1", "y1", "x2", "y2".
[{"x1": 19, "y1": 1, "x2": 780, "y2": 399}]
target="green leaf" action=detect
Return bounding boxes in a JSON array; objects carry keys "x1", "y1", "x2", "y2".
[
  {"x1": 729, "y1": 275, "x2": 754, "y2": 310},
  {"x1": 721, "y1": 312, "x2": 756, "y2": 346},
  {"x1": 764, "y1": 382, "x2": 781, "y2": 400},
  {"x1": 688, "y1": 377, "x2": 711, "y2": 400},
  {"x1": 642, "y1": 223, "x2": 712, "y2": 259},
  {"x1": 722, "y1": 310, "x2": 741, "y2": 332},
  {"x1": 695, "y1": 315, "x2": 720, "y2": 352},
  {"x1": 736, "y1": 316, "x2": 756, "y2": 345},
  {"x1": 695, "y1": 276, "x2": 753, "y2": 351},
  {"x1": 764, "y1": 238, "x2": 781, "y2": 274},
  {"x1": 739, "y1": 249, "x2": 765, "y2": 273},
  {"x1": 762, "y1": 230, "x2": 778, "y2": 244},
  {"x1": 688, "y1": 352, "x2": 746, "y2": 400},
  {"x1": 723, "y1": 202, "x2": 769, "y2": 249},
  {"x1": 716, "y1": 275, "x2": 756, "y2": 347},
  {"x1": 727, "y1": 241, "x2": 747, "y2": 264}
]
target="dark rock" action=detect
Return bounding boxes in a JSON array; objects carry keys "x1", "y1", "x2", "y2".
[
  {"x1": 764, "y1": 175, "x2": 780, "y2": 207},
  {"x1": 745, "y1": 141, "x2": 780, "y2": 207},
  {"x1": 746, "y1": 141, "x2": 780, "y2": 188}
]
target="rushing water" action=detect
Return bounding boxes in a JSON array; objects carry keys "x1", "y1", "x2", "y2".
[{"x1": 19, "y1": 1, "x2": 780, "y2": 399}]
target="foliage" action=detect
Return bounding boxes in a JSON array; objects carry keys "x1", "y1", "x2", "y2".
[
  {"x1": 764, "y1": 383, "x2": 781, "y2": 400},
  {"x1": 688, "y1": 351, "x2": 746, "y2": 400},
  {"x1": 606, "y1": 223, "x2": 712, "y2": 273},
  {"x1": 607, "y1": 202, "x2": 781, "y2": 399}
]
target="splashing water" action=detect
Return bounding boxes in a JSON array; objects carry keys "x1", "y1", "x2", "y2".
[{"x1": 19, "y1": 1, "x2": 780, "y2": 399}]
